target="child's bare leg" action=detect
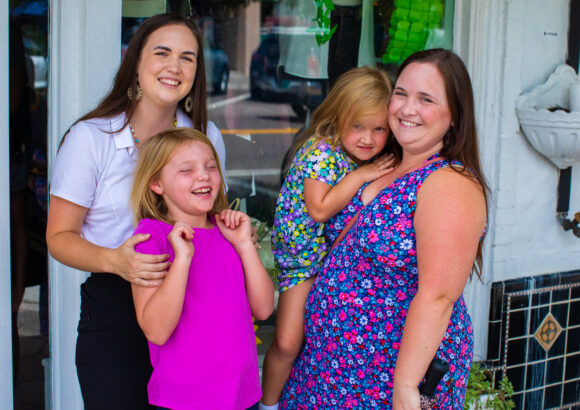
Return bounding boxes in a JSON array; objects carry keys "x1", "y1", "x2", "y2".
[{"x1": 261, "y1": 276, "x2": 315, "y2": 405}]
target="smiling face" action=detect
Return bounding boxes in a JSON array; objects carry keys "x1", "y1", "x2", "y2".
[
  {"x1": 150, "y1": 140, "x2": 221, "y2": 227},
  {"x1": 388, "y1": 62, "x2": 452, "y2": 156},
  {"x1": 136, "y1": 24, "x2": 198, "y2": 110},
  {"x1": 341, "y1": 109, "x2": 389, "y2": 164}
]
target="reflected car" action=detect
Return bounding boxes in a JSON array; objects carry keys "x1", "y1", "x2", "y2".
[
  {"x1": 205, "y1": 39, "x2": 230, "y2": 95},
  {"x1": 249, "y1": 33, "x2": 325, "y2": 119}
]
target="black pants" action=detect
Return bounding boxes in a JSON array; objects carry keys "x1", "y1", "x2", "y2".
[
  {"x1": 328, "y1": 5, "x2": 362, "y2": 88},
  {"x1": 76, "y1": 274, "x2": 154, "y2": 410}
]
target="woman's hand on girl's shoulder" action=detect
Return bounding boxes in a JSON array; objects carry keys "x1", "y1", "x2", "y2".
[
  {"x1": 168, "y1": 221, "x2": 195, "y2": 260},
  {"x1": 112, "y1": 233, "x2": 170, "y2": 287},
  {"x1": 215, "y1": 209, "x2": 253, "y2": 248}
]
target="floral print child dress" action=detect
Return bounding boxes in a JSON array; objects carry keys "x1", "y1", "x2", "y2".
[{"x1": 272, "y1": 138, "x2": 361, "y2": 292}]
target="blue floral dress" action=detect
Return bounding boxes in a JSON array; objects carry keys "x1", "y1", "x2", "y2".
[
  {"x1": 272, "y1": 138, "x2": 360, "y2": 292},
  {"x1": 280, "y1": 157, "x2": 474, "y2": 409}
]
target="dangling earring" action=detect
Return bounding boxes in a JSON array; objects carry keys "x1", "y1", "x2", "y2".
[
  {"x1": 184, "y1": 95, "x2": 193, "y2": 113},
  {"x1": 127, "y1": 86, "x2": 133, "y2": 100},
  {"x1": 135, "y1": 82, "x2": 142, "y2": 100}
]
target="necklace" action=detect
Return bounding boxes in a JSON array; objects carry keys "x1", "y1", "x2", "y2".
[{"x1": 129, "y1": 115, "x2": 178, "y2": 144}]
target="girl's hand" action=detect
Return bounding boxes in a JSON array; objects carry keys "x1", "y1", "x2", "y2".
[
  {"x1": 216, "y1": 209, "x2": 252, "y2": 248},
  {"x1": 113, "y1": 234, "x2": 171, "y2": 287},
  {"x1": 167, "y1": 221, "x2": 195, "y2": 260},
  {"x1": 356, "y1": 153, "x2": 395, "y2": 182},
  {"x1": 392, "y1": 384, "x2": 421, "y2": 410}
]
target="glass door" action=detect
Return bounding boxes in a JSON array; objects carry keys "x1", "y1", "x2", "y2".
[{"x1": 9, "y1": 1, "x2": 49, "y2": 407}]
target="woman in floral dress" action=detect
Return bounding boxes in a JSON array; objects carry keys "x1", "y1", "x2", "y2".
[{"x1": 279, "y1": 49, "x2": 488, "y2": 409}]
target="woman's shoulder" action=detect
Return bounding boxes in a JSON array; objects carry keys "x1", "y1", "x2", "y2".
[
  {"x1": 206, "y1": 120, "x2": 219, "y2": 136},
  {"x1": 67, "y1": 113, "x2": 125, "y2": 141},
  {"x1": 419, "y1": 165, "x2": 485, "y2": 207}
]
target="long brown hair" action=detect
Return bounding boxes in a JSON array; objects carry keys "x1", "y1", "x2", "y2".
[
  {"x1": 131, "y1": 127, "x2": 228, "y2": 224},
  {"x1": 75, "y1": 13, "x2": 207, "y2": 133},
  {"x1": 391, "y1": 48, "x2": 488, "y2": 279},
  {"x1": 285, "y1": 67, "x2": 393, "y2": 172}
]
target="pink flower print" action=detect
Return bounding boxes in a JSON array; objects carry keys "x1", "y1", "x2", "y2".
[{"x1": 369, "y1": 230, "x2": 379, "y2": 243}]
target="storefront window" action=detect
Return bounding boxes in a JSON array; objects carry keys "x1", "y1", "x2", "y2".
[{"x1": 122, "y1": 0, "x2": 453, "y2": 226}]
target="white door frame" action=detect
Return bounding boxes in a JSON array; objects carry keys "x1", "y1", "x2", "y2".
[
  {"x1": 48, "y1": 0, "x2": 121, "y2": 408},
  {"x1": 0, "y1": 0, "x2": 14, "y2": 404}
]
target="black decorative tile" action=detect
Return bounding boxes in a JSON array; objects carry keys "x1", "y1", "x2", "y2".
[
  {"x1": 504, "y1": 277, "x2": 532, "y2": 293},
  {"x1": 511, "y1": 392, "x2": 524, "y2": 410},
  {"x1": 561, "y1": 270, "x2": 580, "y2": 285},
  {"x1": 507, "y1": 338, "x2": 528, "y2": 366},
  {"x1": 551, "y1": 302, "x2": 569, "y2": 329},
  {"x1": 563, "y1": 380, "x2": 580, "y2": 405},
  {"x1": 552, "y1": 288, "x2": 571, "y2": 302},
  {"x1": 572, "y1": 284, "x2": 580, "y2": 299},
  {"x1": 492, "y1": 369, "x2": 502, "y2": 390},
  {"x1": 547, "y1": 330, "x2": 566, "y2": 358},
  {"x1": 524, "y1": 389, "x2": 544, "y2": 409},
  {"x1": 569, "y1": 301, "x2": 580, "y2": 327},
  {"x1": 544, "y1": 384, "x2": 562, "y2": 409},
  {"x1": 508, "y1": 310, "x2": 529, "y2": 339},
  {"x1": 546, "y1": 357, "x2": 564, "y2": 385},
  {"x1": 532, "y1": 291, "x2": 551, "y2": 306},
  {"x1": 528, "y1": 336, "x2": 547, "y2": 362},
  {"x1": 526, "y1": 361, "x2": 546, "y2": 389},
  {"x1": 530, "y1": 307, "x2": 550, "y2": 334},
  {"x1": 487, "y1": 321, "x2": 502, "y2": 361},
  {"x1": 565, "y1": 353, "x2": 580, "y2": 381},
  {"x1": 535, "y1": 273, "x2": 561, "y2": 288},
  {"x1": 506, "y1": 365, "x2": 526, "y2": 393},
  {"x1": 568, "y1": 326, "x2": 580, "y2": 355},
  {"x1": 511, "y1": 294, "x2": 530, "y2": 310},
  {"x1": 489, "y1": 284, "x2": 505, "y2": 321},
  {"x1": 498, "y1": 336, "x2": 506, "y2": 367}
]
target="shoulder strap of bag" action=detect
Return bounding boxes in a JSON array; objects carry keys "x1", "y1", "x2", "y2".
[{"x1": 331, "y1": 211, "x2": 361, "y2": 249}]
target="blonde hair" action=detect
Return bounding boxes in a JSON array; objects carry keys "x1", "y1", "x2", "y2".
[
  {"x1": 287, "y1": 66, "x2": 394, "y2": 168},
  {"x1": 131, "y1": 127, "x2": 228, "y2": 224}
]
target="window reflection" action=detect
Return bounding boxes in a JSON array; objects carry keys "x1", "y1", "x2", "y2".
[{"x1": 122, "y1": 0, "x2": 454, "y2": 226}]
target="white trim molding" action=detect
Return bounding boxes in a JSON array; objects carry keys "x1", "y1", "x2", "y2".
[
  {"x1": 48, "y1": 0, "x2": 121, "y2": 408},
  {"x1": 454, "y1": 0, "x2": 512, "y2": 361}
]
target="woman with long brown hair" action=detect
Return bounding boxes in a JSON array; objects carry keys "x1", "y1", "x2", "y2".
[
  {"x1": 46, "y1": 13, "x2": 225, "y2": 409},
  {"x1": 279, "y1": 49, "x2": 487, "y2": 409}
]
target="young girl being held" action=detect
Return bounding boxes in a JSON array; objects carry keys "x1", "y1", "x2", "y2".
[
  {"x1": 260, "y1": 67, "x2": 394, "y2": 409},
  {"x1": 130, "y1": 128, "x2": 274, "y2": 410}
]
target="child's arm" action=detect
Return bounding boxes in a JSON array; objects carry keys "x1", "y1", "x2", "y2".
[
  {"x1": 131, "y1": 221, "x2": 194, "y2": 345},
  {"x1": 216, "y1": 209, "x2": 274, "y2": 320},
  {"x1": 304, "y1": 154, "x2": 394, "y2": 222}
]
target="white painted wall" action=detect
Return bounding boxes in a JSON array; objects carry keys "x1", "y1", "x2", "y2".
[
  {"x1": 459, "y1": 0, "x2": 576, "y2": 361},
  {"x1": 492, "y1": 0, "x2": 575, "y2": 281},
  {"x1": 48, "y1": 0, "x2": 121, "y2": 408},
  {"x1": 0, "y1": 0, "x2": 15, "y2": 406}
]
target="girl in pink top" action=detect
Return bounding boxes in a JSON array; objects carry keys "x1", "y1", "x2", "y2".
[{"x1": 130, "y1": 127, "x2": 274, "y2": 410}]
